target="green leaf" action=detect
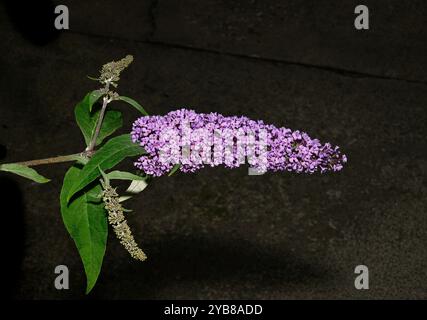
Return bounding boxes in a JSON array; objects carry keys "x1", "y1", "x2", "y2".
[
  {"x1": 118, "y1": 96, "x2": 149, "y2": 116},
  {"x1": 94, "y1": 110, "x2": 123, "y2": 146},
  {"x1": 60, "y1": 165, "x2": 108, "y2": 294},
  {"x1": 75, "y1": 92, "x2": 123, "y2": 147},
  {"x1": 66, "y1": 153, "x2": 90, "y2": 165},
  {"x1": 98, "y1": 166, "x2": 110, "y2": 185},
  {"x1": 66, "y1": 134, "x2": 146, "y2": 202},
  {"x1": 126, "y1": 180, "x2": 148, "y2": 194},
  {"x1": 87, "y1": 75, "x2": 99, "y2": 81},
  {"x1": 168, "y1": 163, "x2": 181, "y2": 177},
  {"x1": 117, "y1": 177, "x2": 149, "y2": 203},
  {"x1": 106, "y1": 170, "x2": 146, "y2": 181},
  {"x1": 0, "y1": 163, "x2": 50, "y2": 183},
  {"x1": 118, "y1": 195, "x2": 132, "y2": 203},
  {"x1": 88, "y1": 90, "x2": 105, "y2": 112}
]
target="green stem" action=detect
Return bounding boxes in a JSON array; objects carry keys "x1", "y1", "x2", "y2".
[
  {"x1": 10, "y1": 152, "x2": 91, "y2": 167},
  {"x1": 86, "y1": 94, "x2": 110, "y2": 153}
]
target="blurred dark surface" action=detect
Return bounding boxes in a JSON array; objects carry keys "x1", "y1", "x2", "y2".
[
  {"x1": 2, "y1": 0, "x2": 60, "y2": 45},
  {"x1": 0, "y1": 145, "x2": 26, "y2": 299},
  {"x1": 0, "y1": 0, "x2": 426, "y2": 299}
]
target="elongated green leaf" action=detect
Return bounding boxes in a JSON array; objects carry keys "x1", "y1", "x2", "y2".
[
  {"x1": 107, "y1": 170, "x2": 146, "y2": 181},
  {"x1": 118, "y1": 96, "x2": 149, "y2": 116},
  {"x1": 75, "y1": 92, "x2": 123, "y2": 147},
  {"x1": 98, "y1": 166, "x2": 109, "y2": 185},
  {"x1": 60, "y1": 165, "x2": 107, "y2": 294},
  {"x1": 87, "y1": 75, "x2": 99, "y2": 81},
  {"x1": 168, "y1": 163, "x2": 181, "y2": 177},
  {"x1": 118, "y1": 195, "x2": 132, "y2": 203},
  {"x1": 66, "y1": 134, "x2": 145, "y2": 202},
  {"x1": 126, "y1": 180, "x2": 148, "y2": 194},
  {"x1": 87, "y1": 90, "x2": 104, "y2": 112},
  {"x1": 0, "y1": 163, "x2": 50, "y2": 183},
  {"x1": 117, "y1": 177, "x2": 149, "y2": 203}
]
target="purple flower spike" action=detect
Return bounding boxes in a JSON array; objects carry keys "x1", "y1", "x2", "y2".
[{"x1": 131, "y1": 109, "x2": 347, "y2": 177}]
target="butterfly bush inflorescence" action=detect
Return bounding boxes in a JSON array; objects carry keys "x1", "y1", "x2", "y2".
[{"x1": 131, "y1": 109, "x2": 347, "y2": 177}]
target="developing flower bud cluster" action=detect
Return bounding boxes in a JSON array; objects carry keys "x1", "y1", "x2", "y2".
[{"x1": 100, "y1": 179, "x2": 147, "y2": 262}]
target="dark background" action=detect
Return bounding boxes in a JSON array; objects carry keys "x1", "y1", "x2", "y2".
[{"x1": 0, "y1": 0, "x2": 426, "y2": 299}]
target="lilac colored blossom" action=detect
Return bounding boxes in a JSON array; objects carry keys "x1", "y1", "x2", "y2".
[{"x1": 131, "y1": 109, "x2": 347, "y2": 177}]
